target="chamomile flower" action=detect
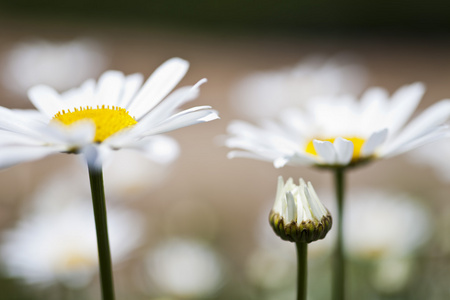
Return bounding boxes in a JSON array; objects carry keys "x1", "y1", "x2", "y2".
[
  {"x1": 1, "y1": 39, "x2": 107, "y2": 96},
  {"x1": 230, "y1": 55, "x2": 367, "y2": 119},
  {"x1": 0, "y1": 58, "x2": 219, "y2": 169},
  {"x1": 227, "y1": 83, "x2": 450, "y2": 168},
  {"x1": 0, "y1": 194, "x2": 143, "y2": 288}
]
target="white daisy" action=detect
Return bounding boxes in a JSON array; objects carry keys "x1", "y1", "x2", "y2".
[
  {"x1": 1, "y1": 39, "x2": 107, "y2": 96},
  {"x1": 144, "y1": 238, "x2": 224, "y2": 298},
  {"x1": 0, "y1": 186, "x2": 143, "y2": 288},
  {"x1": 229, "y1": 54, "x2": 368, "y2": 120},
  {"x1": 226, "y1": 83, "x2": 450, "y2": 168},
  {"x1": 0, "y1": 57, "x2": 219, "y2": 169}
]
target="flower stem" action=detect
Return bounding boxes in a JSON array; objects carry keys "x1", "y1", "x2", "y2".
[
  {"x1": 333, "y1": 167, "x2": 345, "y2": 300},
  {"x1": 296, "y1": 241, "x2": 308, "y2": 300},
  {"x1": 88, "y1": 164, "x2": 115, "y2": 300}
]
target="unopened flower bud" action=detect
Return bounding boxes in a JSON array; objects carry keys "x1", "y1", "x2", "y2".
[{"x1": 269, "y1": 176, "x2": 332, "y2": 243}]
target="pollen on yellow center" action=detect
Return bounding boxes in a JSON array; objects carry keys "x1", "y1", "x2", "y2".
[
  {"x1": 52, "y1": 105, "x2": 137, "y2": 142},
  {"x1": 305, "y1": 137, "x2": 366, "y2": 161}
]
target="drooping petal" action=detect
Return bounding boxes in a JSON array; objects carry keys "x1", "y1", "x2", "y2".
[
  {"x1": 127, "y1": 58, "x2": 189, "y2": 119},
  {"x1": 313, "y1": 140, "x2": 336, "y2": 164},
  {"x1": 334, "y1": 137, "x2": 354, "y2": 165}
]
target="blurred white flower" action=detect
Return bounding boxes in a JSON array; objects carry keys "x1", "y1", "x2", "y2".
[
  {"x1": 1, "y1": 39, "x2": 107, "y2": 96},
  {"x1": 227, "y1": 83, "x2": 450, "y2": 168},
  {"x1": 408, "y1": 134, "x2": 450, "y2": 182},
  {"x1": 145, "y1": 238, "x2": 224, "y2": 298},
  {"x1": 342, "y1": 190, "x2": 431, "y2": 259},
  {"x1": 0, "y1": 177, "x2": 144, "y2": 288},
  {"x1": 229, "y1": 55, "x2": 368, "y2": 119}
]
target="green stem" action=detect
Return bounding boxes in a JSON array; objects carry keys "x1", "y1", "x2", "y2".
[
  {"x1": 332, "y1": 167, "x2": 345, "y2": 300},
  {"x1": 296, "y1": 242, "x2": 308, "y2": 300},
  {"x1": 88, "y1": 164, "x2": 115, "y2": 300}
]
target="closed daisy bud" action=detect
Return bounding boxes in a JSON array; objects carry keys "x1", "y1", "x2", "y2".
[{"x1": 269, "y1": 176, "x2": 332, "y2": 243}]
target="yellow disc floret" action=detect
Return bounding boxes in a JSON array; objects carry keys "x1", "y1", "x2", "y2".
[
  {"x1": 305, "y1": 137, "x2": 366, "y2": 162},
  {"x1": 52, "y1": 105, "x2": 137, "y2": 142}
]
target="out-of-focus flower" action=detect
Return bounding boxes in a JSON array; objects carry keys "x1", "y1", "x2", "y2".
[
  {"x1": 145, "y1": 238, "x2": 224, "y2": 298},
  {"x1": 227, "y1": 83, "x2": 450, "y2": 168},
  {"x1": 269, "y1": 176, "x2": 332, "y2": 243},
  {"x1": 1, "y1": 39, "x2": 107, "y2": 96},
  {"x1": 341, "y1": 190, "x2": 431, "y2": 259},
  {"x1": 229, "y1": 55, "x2": 368, "y2": 119},
  {"x1": 0, "y1": 57, "x2": 219, "y2": 169},
  {"x1": 0, "y1": 180, "x2": 143, "y2": 288},
  {"x1": 408, "y1": 134, "x2": 450, "y2": 182}
]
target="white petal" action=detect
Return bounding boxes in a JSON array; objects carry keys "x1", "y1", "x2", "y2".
[
  {"x1": 134, "y1": 79, "x2": 205, "y2": 128},
  {"x1": 334, "y1": 137, "x2": 354, "y2": 165},
  {"x1": 138, "y1": 108, "x2": 219, "y2": 136},
  {"x1": 286, "y1": 192, "x2": 296, "y2": 223},
  {"x1": 27, "y1": 85, "x2": 62, "y2": 118},
  {"x1": 382, "y1": 99, "x2": 450, "y2": 155},
  {"x1": 313, "y1": 140, "x2": 336, "y2": 164},
  {"x1": 0, "y1": 146, "x2": 59, "y2": 169},
  {"x1": 386, "y1": 82, "x2": 425, "y2": 136},
  {"x1": 362, "y1": 129, "x2": 388, "y2": 156},
  {"x1": 94, "y1": 71, "x2": 125, "y2": 107},
  {"x1": 127, "y1": 58, "x2": 189, "y2": 119},
  {"x1": 117, "y1": 73, "x2": 144, "y2": 109}
]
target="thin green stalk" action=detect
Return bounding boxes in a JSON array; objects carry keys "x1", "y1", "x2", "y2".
[
  {"x1": 332, "y1": 167, "x2": 345, "y2": 300},
  {"x1": 88, "y1": 164, "x2": 115, "y2": 300},
  {"x1": 296, "y1": 241, "x2": 308, "y2": 300}
]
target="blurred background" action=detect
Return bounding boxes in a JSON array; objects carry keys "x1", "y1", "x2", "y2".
[{"x1": 0, "y1": 1, "x2": 449, "y2": 300}]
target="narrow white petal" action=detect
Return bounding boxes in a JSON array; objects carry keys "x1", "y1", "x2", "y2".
[
  {"x1": 383, "y1": 125, "x2": 448, "y2": 158},
  {"x1": 118, "y1": 73, "x2": 144, "y2": 109},
  {"x1": 138, "y1": 109, "x2": 219, "y2": 136},
  {"x1": 135, "y1": 79, "x2": 205, "y2": 126},
  {"x1": 313, "y1": 140, "x2": 336, "y2": 164},
  {"x1": 362, "y1": 128, "x2": 388, "y2": 156},
  {"x1": 0, "y1": 146, "x2": 59, "y2": 169},
  {"x1": 383, "y1": 99, "x2": 450, "y2": 155},
  {"x1": 334, "y1": 137, "x2": 354, "y2": 165},
  {"x1": 27, "y1": 85, "x2": 62, "y2": 118},
  {"x1": 127, "y1": 58, "x2": 189, "y2": 119},
  {"x1": 94, "y1": 71, "x2": 125, "y2": 107},
  {"x1": 273, "y1": 176, "x2": 285, "y2": 212},
  {"x1": 386, "y1": 82, "x2": 425, "y2": 137},
  {"x1": 286, "y1": 192, "x2": 296, "y2": 223}
]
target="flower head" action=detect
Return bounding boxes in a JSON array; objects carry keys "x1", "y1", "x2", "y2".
[
  {"x1": 1, "y1": 39, "x2": 107, "y2": 96},
  {"x1": 269, "y1": 176, "x2": 332, "y2": 243},
  {"x1": 0, "y1": 185, "x2": 143, "y2": 288},
  {"x1": 229, "y1": 55, "x2": 367, "y2": 120},
  {"x1": 144, "y1": 238, "x2": 224, "y2": 298},
  {"x1": 226, "y1": 83, "x2": 450, "y2": 168},
  {"x1": 0, "y1": 58, "x2": 219, "y2": 169}
]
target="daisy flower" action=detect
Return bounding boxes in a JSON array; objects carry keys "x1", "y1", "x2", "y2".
[
  {"x1": 1, "y1": 39, "x2": 107, "y2": 96},
  {"x1": 0, "y1": 183, "x2": 143, "y2": 288},
  {"x1": 229, "y1": 54, "x2": 368, "y2": 120},
  {"x1": 144, "y1": 238, "x2": 224, "y2": 298},
  {"x1": 226, "y1": 82, "x2": 450, "y2": 168},
  {"x1": 0, "y1": 57, "x2": 219, "y2": 169}
]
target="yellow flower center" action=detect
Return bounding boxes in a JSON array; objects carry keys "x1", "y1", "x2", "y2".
[
  {"x1": 305, "y1": 137, "x2": 366, "y2": 161},
  {"x1": 52, "y1": 105, "x2": 137, "y2": 142}
]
